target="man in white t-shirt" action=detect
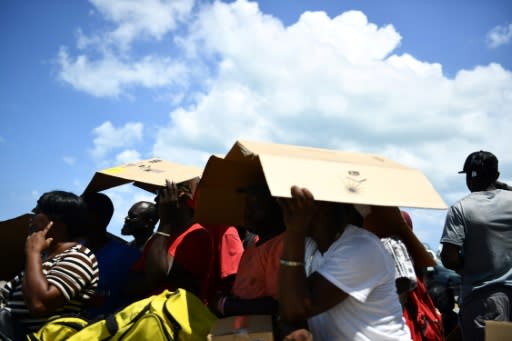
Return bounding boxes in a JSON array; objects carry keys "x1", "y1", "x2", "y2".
[{"x1": 278, "y1": 186, "x2": 410, "y2": 341}]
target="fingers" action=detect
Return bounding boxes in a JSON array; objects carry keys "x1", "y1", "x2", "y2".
[
  {"x1": 161, "y1": 180, "x2": 178, "y2": 197},
  {"x1": 43, "y1": 221, "x2": 54, "y2": 234},
  {"x1": 290, "y1": 186, "x2": 315, "y2": 206}
]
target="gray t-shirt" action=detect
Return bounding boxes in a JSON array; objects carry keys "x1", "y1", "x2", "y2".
[{"x1": 441, "y1": 189, "x2": 512, "y2": 301}]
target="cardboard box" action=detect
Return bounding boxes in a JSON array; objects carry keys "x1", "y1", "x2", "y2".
[
  {"x1": 195, "y1": 140, "x2": 445, "y2": 268},
  {"x1": 83, "y1": 158, "x2": 203, "y2": 194},
  {"x1": 208, "y1": 315, "x2": 273, "y2": 341},
  {"x1": 485, "y1": 320, "x2": 512, "y2": 340},
  {"x1": 0, "y1": 214, "x2": 32, "y2": 280}
]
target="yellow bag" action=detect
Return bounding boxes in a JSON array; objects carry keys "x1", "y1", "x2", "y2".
[
  {"x1": 26, "y1": 315, "x2": 89, "y2": 341},
  {"x1": 68, "y1": 289, "x2": 217, "y2": 341}
]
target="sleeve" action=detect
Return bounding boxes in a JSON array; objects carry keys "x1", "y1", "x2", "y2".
[
  {"x1": 381, "y1": 237, "x2": 417, "y2": 288},
  {"x1": 440, "y1": 203, "x2": 465, "y2": 247},
  {"x1": 316, "y1": 237, "x2": 393, "y2": 303},
  {"x1": 219, "y1": 227, "x2": 244, "y2": 278},
  {"x1": 46, "y1": 249, "x2": 96, "y2": 301},
  {"x1": 0, "y1": 276, "x2": 19, "y2": 300}
]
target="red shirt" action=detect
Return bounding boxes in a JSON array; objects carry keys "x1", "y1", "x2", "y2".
[
  {"x1": 204, "y1": 224, "x2": 244, "y2": 298},
  {"x1": 133, "y1": 223, "x2": 214, "y2": 301}
]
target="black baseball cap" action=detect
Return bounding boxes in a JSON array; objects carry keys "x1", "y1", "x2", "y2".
[{"x1": 459, "y1": 150, "x2": 498, "y2": 177}]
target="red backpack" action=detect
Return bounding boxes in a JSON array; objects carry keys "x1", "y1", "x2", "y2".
[{"x1": 404, "y1": 278, "x2": 444, "y2": 341}]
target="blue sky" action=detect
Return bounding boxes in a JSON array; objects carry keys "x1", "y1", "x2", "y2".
[{"x1": 1, "y1": 0, "x2": 511, "y2": 251}]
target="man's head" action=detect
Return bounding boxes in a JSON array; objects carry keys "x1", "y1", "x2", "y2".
[
  {"x1": 459, "y1": 150, "x2": 499, "y2": 192},
  {"x1": 32, "y1": 190, "x2": 88, "y2": 239},
  {"x1": 121, "y1": 201, "x2": 159, "y2": 238},
  {"x1": 81, "y1": 192, "x2": 114, "y2": 234}
]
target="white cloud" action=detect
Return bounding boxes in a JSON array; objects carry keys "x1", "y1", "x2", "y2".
[
  {"x1": 63, "y1": 156, "x2": 76, "y2": 166},
  {"x1": 487, "y1": 23, "x2": 512, "y2": 48},
  {"x1": 58, "y1": 48, "x2": 188, "y2": 97},
  {"x1": 89, "y1": 0, "x2": 194, "y2": 49},
  {"x1": 56, "y1": 0, "x2": 197, "y2": 97},
  {"x1": 57, "y1": 0, "x2": 512, "y2": 249},
  {"x1": 154, "y1": 1, "x2": 511, "y2": 179},
  {"x1": 115, "y1": 149, "x2": 142, "y2": 164},
  {"x1": 90, "y1": 121, "x2": 143, "y2": 160},
  {"x1": 150, "y1": 1, "x2": 512, "y2": 250}
]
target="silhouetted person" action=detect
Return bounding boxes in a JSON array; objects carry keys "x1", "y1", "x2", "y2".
[{"x1": 82, "y1": 192, "x2": 140, "y2": 318}]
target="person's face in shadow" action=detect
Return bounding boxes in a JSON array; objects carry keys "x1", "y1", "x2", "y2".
[{"x1": 244, "y1": 186, "x2": 281, "y2": 236}]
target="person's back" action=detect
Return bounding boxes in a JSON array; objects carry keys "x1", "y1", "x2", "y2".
[
  {"x1": 441, "y1": 150, "x2": 512, "y2": 341},
  {"x1": 448, "y1": 189, "x2": 512, "y2": 299},
  {"x1": 81, "y1": 192, "x2": 141, "y2": 318}
]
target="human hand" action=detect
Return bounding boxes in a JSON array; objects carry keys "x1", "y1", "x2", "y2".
[
  {"x1": 284, "y1": 329, "x2": 313, "y2": 341},
  {"x1": 25, "y1": 221, "x2": 53, "y2": 255},
  {"x1": 158, "y1": 180, "x2": 180, "y2": 224},
  {"x1": 278, "y1": 186, "x2": 315, "y2": 234}
]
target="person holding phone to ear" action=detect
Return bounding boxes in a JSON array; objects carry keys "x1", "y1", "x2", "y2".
[{"x1": 0, "y1": 191, "x2": 99, "y2": 335}]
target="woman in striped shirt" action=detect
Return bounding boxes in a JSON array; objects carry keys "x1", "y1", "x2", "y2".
[{"x1": 0, "y1": 191, "x2": 99, "y2": 333}]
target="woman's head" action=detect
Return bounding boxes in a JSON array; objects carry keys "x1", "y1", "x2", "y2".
[{"x1": 32, "y1": 190, "x2": 88, "y2": 239}]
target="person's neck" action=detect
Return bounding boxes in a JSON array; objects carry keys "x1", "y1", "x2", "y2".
[
  {"x1": 87, "y1": 233, "x2": 109, "y2": 252},
  {"x1": 47, "y1": 241, "x2": 77, "y2": 259},
  {"x1": 313, "y1": 224, "x2": 347, "y2": 253},
  {"x1": 134, "y1": 231, "x2": 152, "y2": 247}
]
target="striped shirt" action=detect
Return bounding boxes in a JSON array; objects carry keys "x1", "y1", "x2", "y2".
[{"x1": 1, "y1": 244, "x2": 99, "y2": 331}]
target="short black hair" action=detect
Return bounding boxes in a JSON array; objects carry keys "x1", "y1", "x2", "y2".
[
  {"x1": 34, "y1": 191, "x2": 88, "y2": 238},
  {"x1": 82, "y1": 192, "x2": 114, "y2": 231}
]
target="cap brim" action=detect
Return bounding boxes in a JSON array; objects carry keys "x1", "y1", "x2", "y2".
[{"x1": 458, "y1": 170, "x2": 466, "y2": 174}]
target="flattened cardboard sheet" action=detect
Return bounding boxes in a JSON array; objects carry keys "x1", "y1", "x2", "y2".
[
  {"x1": 83, "y1": 158, "x2": 203, "y2": 194},
  {"x1": 0, "y1": 214, "x2": 32, "y2": 280},
  {"x1": 196, "y1": 140, "x2": 446, "y2": 226},
  {"x1": 195, "y1": 140, "x2": 443, "y2": 268}
]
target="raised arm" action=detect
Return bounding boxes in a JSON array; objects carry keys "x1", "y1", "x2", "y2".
[
  {"x1": 278, "y1": 186, "x2": 348, "y2": 322},
  {"x1": 22, "y1": 222, "x2": 69, "y2": 315},
  {"x1": 144, "y1": 180, "x2": 180, "y2": 284}
]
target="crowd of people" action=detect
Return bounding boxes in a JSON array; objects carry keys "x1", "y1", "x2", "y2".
[{"x1": 0, "y1": 150, "x2": 510, "y2": 341}]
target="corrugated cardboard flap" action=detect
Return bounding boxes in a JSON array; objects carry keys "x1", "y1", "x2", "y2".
[
  {"x1": 83, "y1": 158, "x2": 203, "y2": 194},
  {"x1": 208, "y1": 315, "x2": 273, "y2": 341},
  {"x1": 485, "y1": 320, "x2": 512, "y2": 340},
  {"x1": 0, "y1": 214, "x2": 32, "y2": 280},
  {"x1": 195, "y1": 140, "x2": 443, "y2": 268},
  {"x1": 229, "y1": 140, "x2": 446, "y2": 209}
]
